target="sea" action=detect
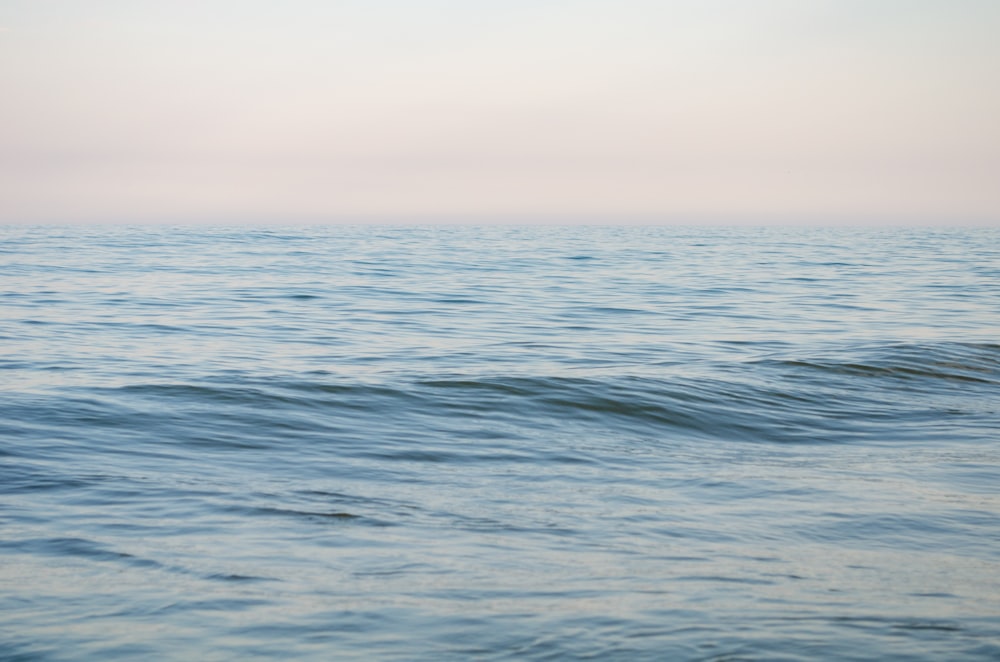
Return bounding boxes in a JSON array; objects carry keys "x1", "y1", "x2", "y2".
[{"x1": 2, "y1": 224, "x2": 999, "y2": 661}]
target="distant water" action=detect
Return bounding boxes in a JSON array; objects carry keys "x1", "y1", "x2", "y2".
[{"x1": 2, "y1": 225, "x2": 999, "y2": 661}]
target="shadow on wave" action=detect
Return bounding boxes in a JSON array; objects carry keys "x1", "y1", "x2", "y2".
[{"x1": 754, "y1": 341, "x2": 1000, "y2": 386}]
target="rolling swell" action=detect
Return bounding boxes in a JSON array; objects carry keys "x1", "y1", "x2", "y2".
[
  {"x1": 32, "y1": 340, "x2": 995, "y2": 457},
  {"x1": 762, "y1": 341, "x2": 1000, "y2": 385}
]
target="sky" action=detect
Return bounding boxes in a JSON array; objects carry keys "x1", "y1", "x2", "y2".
[{"x1": 1, "y1": 0, "x2": 998, "y2": 224}]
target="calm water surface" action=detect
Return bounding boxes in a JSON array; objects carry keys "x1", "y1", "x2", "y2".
[{"x1": 2, "y1": 225, "x2": 999, "y2": 660}]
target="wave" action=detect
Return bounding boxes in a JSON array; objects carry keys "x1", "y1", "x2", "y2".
[
  {"x1": 3, "y1": 342, "x2": 992, "y2": 460},
  {"x1": 756, "y1": 341, "x2": 1000, "y2": 385}
]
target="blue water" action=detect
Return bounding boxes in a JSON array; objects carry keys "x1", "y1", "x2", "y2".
[{"x1": 2, "y1": 225, "x2": 999, "y2": 660}]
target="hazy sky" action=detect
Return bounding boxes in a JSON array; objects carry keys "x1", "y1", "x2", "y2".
[{"x1": 2, "y1": 0, "x2": 998, "y2": 224}]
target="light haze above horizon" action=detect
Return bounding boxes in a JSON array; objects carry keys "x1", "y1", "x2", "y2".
[{"x1": 1, "y1": 0, "x2": 998, "y2": 225}]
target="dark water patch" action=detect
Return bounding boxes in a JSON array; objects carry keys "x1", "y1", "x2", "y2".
[
  {"x1": 205, "y1": 573, "x2": 277, "y2": 583},
  {"x1": 674, "y1": 575, "x2": 776, "y2": 585},
  {"x1": 0, "y1": 537, "x2": 162, "y2": 569},
  {"x1": 224, "y1": 504, "x2": 385, "y2": 526},
  {"x1": 354, "y1": 448, "x2": 547, "y2": 465},
  {"x1": 432, "y1": 297, "x2": 488, "y2": 304},
  {"x1": 891, "y1": 621, "x2": 964, "y2": 632},
  {"x1": 775, "y1": 358, "x2": 998, "y2": 385},
  {"x1": 0, "y1": 464, "x2": 101, "y2": 494}
]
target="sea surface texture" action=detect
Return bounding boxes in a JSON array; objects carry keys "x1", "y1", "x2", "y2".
[{"x1": 2, "y1": 225, "x2": 999, "y2": 661}]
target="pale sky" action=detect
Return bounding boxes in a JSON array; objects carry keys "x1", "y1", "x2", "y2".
[{"x1": 1, "y1": 0, "x2": 998, "y2": 224}]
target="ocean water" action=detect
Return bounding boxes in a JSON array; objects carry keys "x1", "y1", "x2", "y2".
[{"x1": 1, "y1": 224, "x2": 999, "y2": 661}]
